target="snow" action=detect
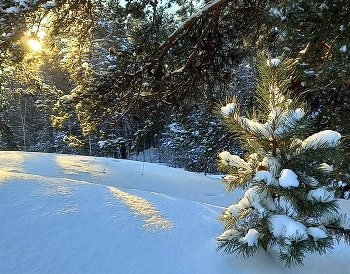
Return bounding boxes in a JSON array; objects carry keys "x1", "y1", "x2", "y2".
[
  {"x1": 307, "y1": 227, "x2": 327, "y2": 239},
  {"x1": 166, "y1": 0, "x2": 222, "y2": 41},
  {"x1": 279, "y1": 169, "x2": 299, "y2": 187},
  {"x1": 227, "y1": 202, "x2": 244, "y2": 218},
  {"x1": 221, "y1": 102, "x2": 236, "y2": 116},
  {"x1": 319, "y1": 3, "x2": 329, "y2": 10},
  {"x1": 268, "y1": 107, "x2": 305, "y2": 136},
  {"x1": 269, "y1": 215, "x2": 308, "y2": 241},
  {"x1": 254, "y1": 170, "x2": 273, "y2": 185},
  {"x1": 216, "y1": 228, "x2": 240, "y2": 241},
  {"x1": 267, "y1": 58, "x2": 281, "y2": 67},
  {"x1": 218, "y1": 151, "x2": 250, "y2": 169},
  {"x1": 172, "y1": 66, "x2": 185, "y2": 74},
  {"x1": 261, "y1": 156, "x2": 280, "y2": 178},
  {"x1": 269, "y1": 8, "x2": 286, "y2": 20},
  {"x1": 14, "y1": 0, "x2": 28, "y2": 7},
  {"x1": 291, "y1": 108, "x2": 305, "y2": 120},
  {"x1": 241, "y1": 229, "x2": 259, "y2": 246},
  {"x1": 308, "y1": 187, "x2": 334, "y2": 202},
  {"x1": 338, "y1": 212, "x2": 350, "y2": 230},
  {"x1": 98, "y1": 140, "x2": 107, "y2": 148},
  {"x1": 319, "y1": 163, "x2": 334, "y2": 173},
  {"x1": 340, "y1": 45, "x2": 347, "y2": 52},
  {"x1": 233, "y1": 186, "x2": 277, "y2": 216},
  {"x1": 1, "y1": 151, "x2": 350, "y2": 274},
  {"x1": 42, "y1": 1, "x2": 58, "y2": 10},
  {"x1": 301, "y1": 130, "x2": 341, "y2": 150},
  {"x1": 239, "y1": 117, "x2": 271, "y2": 139},
  {"x1": 3, "y1": 6, "x2": 20, "y2": 13}
]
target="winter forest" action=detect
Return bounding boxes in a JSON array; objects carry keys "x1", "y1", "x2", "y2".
[{"x1": 1, "y1": 0, "x2": 350, "y2": 270}]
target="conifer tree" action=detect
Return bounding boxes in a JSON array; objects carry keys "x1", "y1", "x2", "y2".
[{"x1": 216, "y1": 55, "x2": 350, "y2": 268}]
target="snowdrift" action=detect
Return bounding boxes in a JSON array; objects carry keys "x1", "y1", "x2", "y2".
[{"x1": 0, "y1": 151, "x2": 349, "y2": 273}]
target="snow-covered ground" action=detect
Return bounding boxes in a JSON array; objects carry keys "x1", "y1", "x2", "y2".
[{"x1": 0, "y1": 151, "x2": 349, "y2": 274}]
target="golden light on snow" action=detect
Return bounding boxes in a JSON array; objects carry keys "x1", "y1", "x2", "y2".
[
  {"x1": 28, "y1": 38, "x2": 42, "y2": 51},
  {"x1": 108, "y1": 186, "x2": 174, "y2": 231},
  {"x1": 0, "y1": 153, "x2": 25, "y2": 185}
]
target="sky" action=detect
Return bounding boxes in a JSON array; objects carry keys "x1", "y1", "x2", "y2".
[{"x1": 0, "y1": 151, "x2": 350, "y2": 274}]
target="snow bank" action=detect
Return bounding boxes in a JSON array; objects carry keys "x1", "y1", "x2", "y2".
[{"x1": 1, "y1": 152, "x2": 350, "y2": 274}]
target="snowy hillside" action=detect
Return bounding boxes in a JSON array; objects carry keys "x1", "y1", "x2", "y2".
[{"x1": 0, "y1": 151, "x2": 349, "y2": 274}]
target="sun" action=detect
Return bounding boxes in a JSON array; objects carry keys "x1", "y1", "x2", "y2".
[{"x1": 28, "y1": 38, "x2": 42, "y2": 51}]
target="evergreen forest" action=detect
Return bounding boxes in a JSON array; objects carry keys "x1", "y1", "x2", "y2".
[{"x1": 1, "y1": 0, "x2": 349, "y2": 186}]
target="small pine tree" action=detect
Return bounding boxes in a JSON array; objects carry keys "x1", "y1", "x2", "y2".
[{"x1": 216, "y1": 55, "x2": 350, "y2": 268}]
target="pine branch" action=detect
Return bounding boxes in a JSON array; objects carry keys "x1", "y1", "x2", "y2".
[{"x1": 217, "y1": 54, "x2": 345, "y2": 269}]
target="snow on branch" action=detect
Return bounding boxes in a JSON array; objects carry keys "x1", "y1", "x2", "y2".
[
  {"x1": 218, "y1": 151, "x2": 250, "y2": 169},
  {"x1": 160, "y1": 0, "x2": 230, "y2": 52},
  {"x1": 279, "y1": 169, "x2": 299, "y2": 188},
  {"x1": 269, "y1": 214, "x2": 308, "y2": 241},
  {"x1": 301, "y1": 130, "x2": 341, "y2": 150},
  {"x1": 221, "y1": 102, "x2": 236, "y2": 117},
  {"x1": 239, "y1": 117, "x2": 272, "y2": 139}
]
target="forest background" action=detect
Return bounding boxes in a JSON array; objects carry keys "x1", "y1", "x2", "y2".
[{"x1": 1, "y1": 0, "x2": 349, "y2": 193}]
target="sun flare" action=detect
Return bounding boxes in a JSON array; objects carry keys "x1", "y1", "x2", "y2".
[{"x1": 28, "y1": 39, "x2": 42, "y2": 51}]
